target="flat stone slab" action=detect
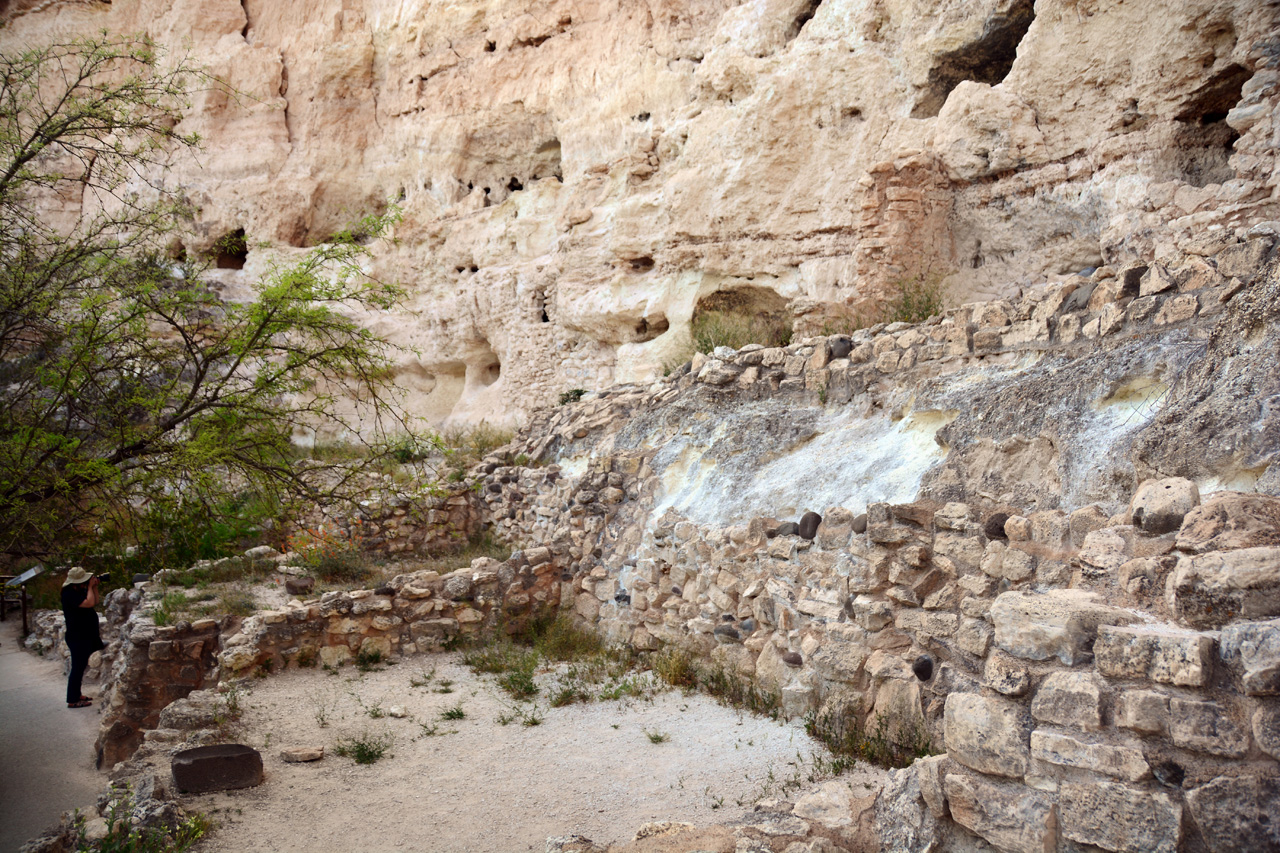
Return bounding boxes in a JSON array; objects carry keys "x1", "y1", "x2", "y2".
[
  {"x1": 172, "y1": 743, "x2": 264, "y2": 793},
  {"x1": 280, "y1": 746, "x2": 324, "y2": 763}
]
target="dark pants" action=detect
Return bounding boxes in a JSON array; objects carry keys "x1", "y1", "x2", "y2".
[{"x1": 66, "y1": 641, "x2": 94, "y2": 704}]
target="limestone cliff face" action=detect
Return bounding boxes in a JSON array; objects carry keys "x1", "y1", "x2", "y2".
[{"x1": 3, "y1": 0, "x2": 1278, "y2": 427}]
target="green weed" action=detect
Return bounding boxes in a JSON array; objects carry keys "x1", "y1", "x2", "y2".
[{"x1": 333, "y1": 731, "x2": 392, "y2": 764}]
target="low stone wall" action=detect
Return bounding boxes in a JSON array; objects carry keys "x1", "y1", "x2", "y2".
[
  {"x1": 552, "y1": 481, "x2": 1279, "y2": 853},
  {"x1": 214, "y1": 550, "x2": 568, "y2": 676},
  {"x1": 93, "y1": 589, "x2": 224, "y2": 769},
  {"x1": 292, "y1": 483, "x2": 485, "y2": 556}
]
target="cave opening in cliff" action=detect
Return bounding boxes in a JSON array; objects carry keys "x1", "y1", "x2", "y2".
[
  {"x1": 214, "y1": 229, "x2": 248, "y2": 270},
  {"x1": 536, "y1": 138, "x2": 564, "y2": 182},
  {"x1": 628, "y1": 256, "x2": 655, "y2": 272},
  {"x1": 1172, "y1": 63, "x2": 1250, "y2": 188},
  {"x1": 910, "y1": 0, "x2": 1035, "y2": 118},
  {"x1": 786, "y1": 0, "x2": 823, "y2": 43},
  {"x1": 692, "y1": 286, "x2": 792, "y2": 349}
]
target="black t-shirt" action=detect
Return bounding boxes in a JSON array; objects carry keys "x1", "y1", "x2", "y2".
[{"x1": 61, "y1": 584, "x2": 103, "y2": 650}]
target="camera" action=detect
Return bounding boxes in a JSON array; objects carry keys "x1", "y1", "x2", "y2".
[{"x1": 94, "y1": 573, "x2": 110, "y2": 583}]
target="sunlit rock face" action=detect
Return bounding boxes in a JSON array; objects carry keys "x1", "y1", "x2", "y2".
[{"x1": 4, "y1": 0, "x2": 1277, "y2": 427}]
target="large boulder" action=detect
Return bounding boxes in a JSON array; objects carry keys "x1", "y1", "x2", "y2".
[{"x1": 171, "y1": 744, "x2": 264, "y2": 793}]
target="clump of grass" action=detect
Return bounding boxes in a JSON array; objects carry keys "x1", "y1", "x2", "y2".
[
  {"x1": 355, "y1": 648, "x2": 384, "y2": 672},
  {"x1": 220, "y1": 587, "x2": 257, "y2": 618},
  {"x1": 645, "y1": 730, "x2": 670, "y2": 744},
  {"x1": 652, "y1": 647, "x2": 697, "y2": 688},
  {"x1": 440, "y1": 704, "x2": 466, "y2": 721},
  {"x1": 691, "y1": 310, "x2": 792, "y2": 354},
  {"x1": 526, "y1": 614, "x2": 606, "y2": 661},
  {"x1": 411, "y1": 530, "x2": 512, "y2": 576},
  {"x1": 499, "y1": 666, "x2": 539, "y2": 699},
  {"x1": 698, "y1": 665, "x2": 781, "y2": 719},
  {"x1": 151, "y1": 590, "x2": 189, "y2": 627},
  {"x1": 409, "y1": 667, "x2": 436, "y2": 688},
  {"x1": 333, "y1": 731, "x2": 392, "y2": 764},
  {"x1": 558, "y1": 389, "x2": 586, "y2": 406},
  {"x1": 805, "y1": 707, "x2": 935, "y2": 770}
]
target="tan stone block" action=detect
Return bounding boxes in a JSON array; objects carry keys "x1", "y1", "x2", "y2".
[
  {"x1": 1061, "y1": 781, "x2": 1181, "y2": 853},
  {"x1": 943, "y1": 772, "x2": 1057, "y2": 853},
  {"x1": 1030, "y1": 729, "x2": 1149, "y2": 781},
  {"x1": 1031, "y1": 671, "x2": 1104, "y2": 730},
  {"x1": 944, "y1": 692, "x2": 1030, "y2": 778}
]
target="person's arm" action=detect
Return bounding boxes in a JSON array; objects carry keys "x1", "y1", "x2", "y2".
[{"x1": 79, "y1": 577, "x2": 99, "y2": 608}]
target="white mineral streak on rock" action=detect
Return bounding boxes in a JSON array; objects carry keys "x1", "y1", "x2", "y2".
[{"x1": 650, "y1": 407, "x2": 954, "y2": 526}]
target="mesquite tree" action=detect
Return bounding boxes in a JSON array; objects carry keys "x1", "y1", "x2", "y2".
[{"x1": 0, "y1": 33, "x2": 436, "y2": 559}]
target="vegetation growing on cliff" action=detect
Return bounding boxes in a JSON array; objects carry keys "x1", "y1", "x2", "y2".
[{"x1": 0, "y1": 34, "x2": 433, "y2": 562}]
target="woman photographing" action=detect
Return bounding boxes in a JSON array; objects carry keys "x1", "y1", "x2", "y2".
[{"x1": 60, "y1": 567, "x2": 105, "y2": 709}]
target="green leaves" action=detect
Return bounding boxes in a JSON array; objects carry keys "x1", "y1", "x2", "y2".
[{"x1": 0, "y1": 35, "x2": 431, "y2": 558}]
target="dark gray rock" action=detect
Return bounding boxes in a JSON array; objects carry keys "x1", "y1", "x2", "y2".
[
  {"x1": 852, "y1": 514, "x2": 868, "y2": 534},
  {"x1": 774, "y1": 521, "x2": 800, "y2": 538},
  {"x1": 798, "y1": 511, "x2": 822, "y2": 540},
  {"x1": 171, "y1": 744, "x2": 263, "y2": 793},
  {"x1": 782, "y1": 651, "x2": 803, "y2": 667},
  {"x1": 912, "y1": 655, "x2": 934, "y2": 682},
  {"x1": 829, "y1": 337, "x2": 853, "y2": 359},
  {"x1": 713, "y1": 624, "x2": 741, "y2": 643}
]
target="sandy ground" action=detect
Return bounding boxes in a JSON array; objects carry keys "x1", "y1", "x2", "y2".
[
  {"x1": 187, "y1": 653, "x2": 882, "y2": 853},
  {"x1": 0, "y1": 618, "x2": 104, "y2": 852}
]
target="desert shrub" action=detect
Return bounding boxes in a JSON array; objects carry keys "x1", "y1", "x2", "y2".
[
  {"x1": 287, "y1": 524, "x2": 368, "y2": 583},
  {"x1": 558, "y1": 388, "x2": 586, "y2": 405},
  {"x1": 882, "y1": 273, "x2": 947, "y2": 325},
  {"x1": 333, "y1": 731, "x2": 392, "y2": 764},
  {"x1": 439, "y1": 422, "x2": 514, "y2": 462}
]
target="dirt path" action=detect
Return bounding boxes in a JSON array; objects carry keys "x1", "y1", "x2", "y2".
[
  {"x1": 188, "y1": 654, "x2": 881, "y2": 853},
  {"x1": 0, "y1": 618, "x2": 104, "y2": 852}
]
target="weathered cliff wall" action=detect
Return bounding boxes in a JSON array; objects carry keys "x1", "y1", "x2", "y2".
[{"x1": 3, "y1": 0, "x2": 1278, "y2": 428}]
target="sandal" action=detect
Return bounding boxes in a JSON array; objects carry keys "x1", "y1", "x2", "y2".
[{"x1": 68, "y1": 698, "x2": 92, "y2": 708}]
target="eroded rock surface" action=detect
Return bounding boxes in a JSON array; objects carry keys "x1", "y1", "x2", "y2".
[{"x1": 3, "y1": 0, "x2": 1278, "y2": 427}]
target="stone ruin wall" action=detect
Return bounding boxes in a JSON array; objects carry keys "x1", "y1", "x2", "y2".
[
  {"x1": 2, "y1": 0, "x2": 1279, "y2": 428},
  {"x1": 25, "y1": 231, "x2": 1275, "y2": 851}
]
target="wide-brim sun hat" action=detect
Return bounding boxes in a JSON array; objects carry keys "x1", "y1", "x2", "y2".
[{"x1": 63, "y1": 567, "x2": 92, "y2": 586}]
